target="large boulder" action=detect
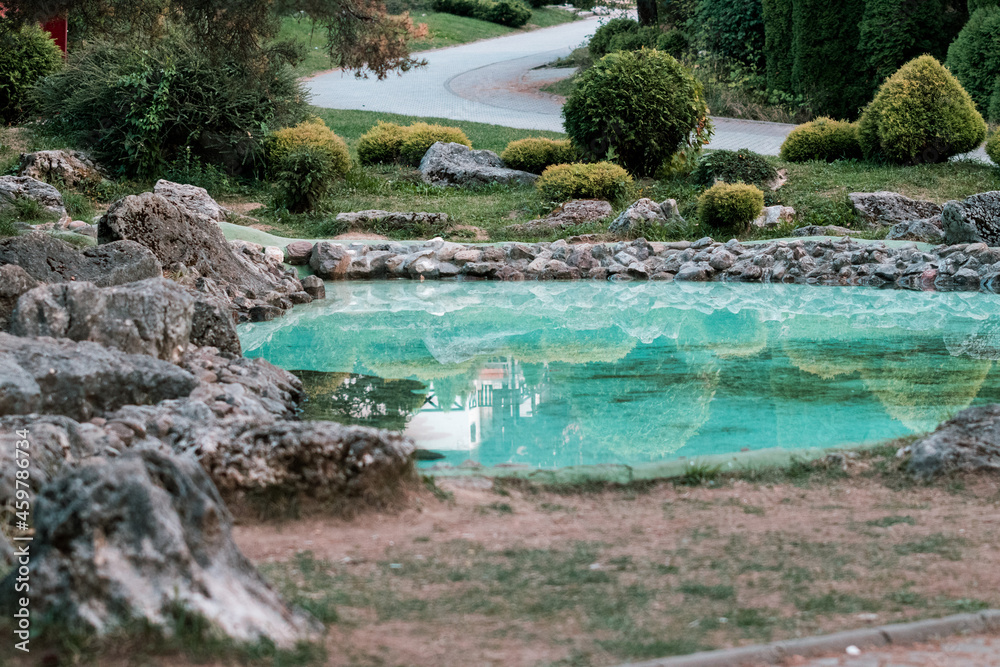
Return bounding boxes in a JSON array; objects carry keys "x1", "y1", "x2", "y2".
[
  {"x1": 0, "y1": 450, "x2": 321, "y2": 647},
  {"x1": 310, "y1": 242, "x2": 351, "y2": 279},
  {"x1": 0, "y1": 232, "x2": 162, "y2": 286},
  {"x1": 907, "y1": 404, "x2": 1000, "y2": 478},
  {"x1": 0, "y1": 265, "x2": 38, "y2": 330},
  {"x1": 609, "y1": 198, "x2": 682, "y2": 235},
  {"x1": 886, "y1": 217, "x2": 945, "y2": 243},
  {"x1": 849, "y1": 191, "x2": 942, "y2": 227},
  {"x1": 419, "y1": 142, "x2": 538, "y2": 187},
  {"x1": 0, "y1": 175, "x2": 66, "y2": 218},
  {"x1": 0, "y1": 332, "x2": 198, "y2": 421},
  {"x1": 942, "y1": 191, "x2": 1000, "y2": 246},
  {"x1": 752, "y1": 205, "x2": 796, "y2": 229},
  {"x1": 153, "y1": 179, "x2": 230, "y2": 225},
  {"x1": 17, "y1": 150, "x2": 103, "y2": 187}
]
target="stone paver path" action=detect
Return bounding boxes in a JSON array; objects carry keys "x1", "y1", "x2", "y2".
[{"x1": 789, "y1": 635, "x2": 1000, "y2": 667}]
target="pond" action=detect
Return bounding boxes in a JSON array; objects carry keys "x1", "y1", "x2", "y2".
[{"x1": 239, "y1": 281, "x2": 1000, "y2": 469}]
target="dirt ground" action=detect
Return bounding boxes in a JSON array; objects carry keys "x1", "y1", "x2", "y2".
[{"x1": 223, "y1": 462, "x2": 1000, "y2": 667}]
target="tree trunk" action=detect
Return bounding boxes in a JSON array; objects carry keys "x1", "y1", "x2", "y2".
[{"x1": 637, "y1": 0, "x2": 658, "y2": 26}]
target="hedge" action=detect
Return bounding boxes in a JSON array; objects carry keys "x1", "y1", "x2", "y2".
[
  {"x1": 432, "y1": 0, "x2": 531, "y2": 27},
  {"x1": 761, "y1": 0, "x2": 794, "y2": 94}
]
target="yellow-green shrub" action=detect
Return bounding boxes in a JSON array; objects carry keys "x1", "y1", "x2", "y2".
[
  {"x1": 987, "y1": 131, "x2": 1000, "y2": 166},
  {"x1": 780, "y1": 117, "x2": 863, "y2": 162},
  {"x1": 500, "y1": 138, "x2": 580, "y2": 174},
  {"x1": 698, "y1": 182, "x2": 764, "y2": 234},
  {"x1": 858, "y1": 55, "x2": 987, "y2": 164},
  {"x1": 268, "y1": 118, "x2": 351, "y2": 177},
  {"x1": 399, "y1": 123, "x2": 471, "y2": 165},
  {"x1": 357, "y1": 121, "x2": 407, "y2": 166},
  {"x1": 536, "y1": 162, "x2": 634, "y2": 204}
]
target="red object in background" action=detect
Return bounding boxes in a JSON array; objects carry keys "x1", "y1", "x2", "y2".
[{"x1": 42, "y1": 15, "x2": 68, "y2": 53}]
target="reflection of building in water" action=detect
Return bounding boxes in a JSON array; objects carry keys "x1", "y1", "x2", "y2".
[{"x1": 404, "y1": 358, "x2": 541, "y2": 457}]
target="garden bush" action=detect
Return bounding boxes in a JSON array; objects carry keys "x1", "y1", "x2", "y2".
[
  {"x1": 399, "y1": 122, "x2": 472, "y2": 165},
  {"x1": 357, "y1": 121, "x2": 407, "y2": 165},
  {"x1": 656, "y1": 30, "x2": 690, "y2": 58},
  {"x1": 536, "y1": 162, "x2": 634, "y2": 204},
  {"x1": 779, "y1": 117, "x2": 863, "y2": 162},
  {"x1": 946, "y1": 5, "x2": 1000, "y2": 122},
  {"x1": 588, "y1": 18, "x2": 639, "y2": 59},
  {"x1": 987, "y1": 131, "x2": 1000, "y2": 166},
  {"x1": 0, "y1": 23, "x2": 63, "y2": 124},
  {"x1": 697, "y1": 182, "x2": 764, "y2": 234},
  {"x1": 858, "y1": 55, "x2": 987, "y2": 164},
  {"x1": 500, "y1": 137, "x2": 579, "y2": 174},
  {"x1": 274, "y1": 145, "x2": 339, "y2": 213},
  {"x1": 607, "y1": 28, "x2": 658, "y2": 54},
  {"x1": 563, "y1": 49, "x2": 710, "y2": 176},
  {"x1": 432, "y1": 0, "x2": 531, "y2": 27},
  {"x1": 268, "y1": 118, "x2": 351, "y2": 177},
  {"x1": 692, "y1": 148, "x2": 777, "y2": 187},
  {"x1": 34, "y1": 39, "x2": 309, "y2": 177}
]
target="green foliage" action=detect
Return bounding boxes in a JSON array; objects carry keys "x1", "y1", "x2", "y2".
[
  {"x1": 269, "y1": 117, "x2": 351, "y2": 178},
  {"x1": 274, "y1": 145, "x2": 340, "y2": 213},
  {"x1": 563, "y1": 49, "x2": 710, "y2": 176},
  {"x1": 858, "y1": 55, "x2": 987, "y2": 164},
  {"x1": 988, "y1": 131, "x2": 1000, "y2": 166},
  {"x1": 858, "y1": 0, "x2": 968, "y2": 88},
  {"x1": 697, "y1": 181, "x2": 763, "y2": 234},
  {"x1": 761, "y1": 0, "x2": 793, "y2": 93},
  {"x1": 588, "y1": 18, "x2": 640, "y2": 59},
  {"x1": 694, "y1": 0, "x2": 765, "y2": 70},
  {"x1": 791, "y1": 0, "x2": 869, "y2": 119},
  {"x1": 0, "y1": 23, "x2": 63, "y2": 124},
  {"x1": 946, "y1": 6, "x2": 1000, "y2": 122},
  {"x1": 431, "y1": 0, "x2": 531, "y2": 27},
  {"x1": 500, "y1": 137, "x2": 579, "y2": 174},
  {"x1": 607, "y1": 27, "x2": 661, "y2": 54},
  {"x1": 357, "y1": 121, "x2": 408, "y2": 165},
  {"x1": 656, "y1": 29, "x2": 690, "y2": 58},
  {"x1": 400, "y1": 122, "x2": 472, "y2": 165},
  {"x1": 536, "y1": 162, "x2": 634, "y2": 204},
  {"x1": 692, "y1": 148, "x2": 777, "y2": 187},
  {"x1": 780, "y1": 117, "x2": 863, "y2": 162},
  {"x1": 968, "y1": 0, "x2": 1000, "y2": 12},
  {"x1": 35, "y1": 39, "x2": 309, "y2": 177}
]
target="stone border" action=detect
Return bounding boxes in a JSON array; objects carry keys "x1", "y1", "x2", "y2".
[{"x1": 612, "y1": 610, "x2": 1000, "y2": 667}]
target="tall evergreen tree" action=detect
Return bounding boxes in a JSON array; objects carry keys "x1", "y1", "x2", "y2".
[{"x1": 791, "y1": 0, "x2": 868, "y2": 119}]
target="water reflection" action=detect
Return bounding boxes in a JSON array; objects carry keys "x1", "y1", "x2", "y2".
[{"x1": 240, "y1": 281, "x2": 1000, "y2": 469}]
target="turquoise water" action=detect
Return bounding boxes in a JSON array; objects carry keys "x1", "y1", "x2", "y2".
[{"x1": 239, "y1": 281, "x2": 1000, "y2": 469}]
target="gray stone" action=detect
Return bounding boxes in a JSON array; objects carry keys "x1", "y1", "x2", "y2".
[
  {"x1": 942, "y1": 191, "x2": 1000, "y2": 246},
  {"x1": 336, "y1": 210, "x2": 449, "y2": 227},
  {"x1": 752, "y1": 205, "x2": 796, "y2": 228},
  {"x1": 0, "y1": 264, "x2": 38, "y2": 330},
  {"x1": 0, "y1": 450, "x2": 320, "y2": 647},
  {"x1": 0, "y1": 232, "x2": 161, "y2": 287},
  {"x1": 886, "y1": 216, "x2": 945, "y2": 243},
  {"x1": 908, "y1": 404, "x2": 1000, "y2": 478},
  {"x1": 419, "y1": 142, "x2": 538, "y2": 187},
  {"x1": 301, "y1": 275, "x2": 326, "y2": 300},
  {"x1": 190, "y1": 294, "x2": 241, "y2": 357},
  {"x1": 310, "y1": 242, "x2": 351, "y2": 279},
  {"x1": 609, "y1": 198, "x2": 683, "y2": 235},
  {"x1": 284, "y1": 240, "x2": 315, "y2": 265},
  {"x1": 793, "y1": 225, "x2": 853, "y2": 237},
  {"x1": 850, "y1": 191, "x2": 943, "y2": 227},
  {"x1": 18, "y1": 150, "x2": 103, "y2": 187},
  {"x1": 153, "y1": 179, "x2": 230, "y2": 225},
  {"x1": 0, "y1": 332, "x2": 198, "y2": 421},
  {"x1": 0, "y1": 175, "x2": 66, "y2": 218},
  {"x1": 522, "y1": 199, "x2": 613, "y2": 230}
]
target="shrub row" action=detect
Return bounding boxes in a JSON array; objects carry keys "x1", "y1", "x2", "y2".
[
  {"x1": 432, "y1": 0, "x2": 531, "y2": 27},
  {"x1": 587, "y1": 19, "x2": 687, "y2": 59},
  {"x1": 357, "y1": 121, "x2": 471, "y2": 166},
  {"x1": 500, "y1": 137, "x2": 578, "y2": 174}
]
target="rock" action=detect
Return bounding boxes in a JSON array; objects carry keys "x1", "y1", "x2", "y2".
[
  {"x1": 907, "y1": 404, "x2": 1000, "y2": 478},
  {"x1": 609, "y1": 198, "x2": 683, "y2": 235},
  {"x1": 793, "y1": 225, "x2": 853, "y2": 237},
  {"x1": 284, "y1": 240, "x2": 314, "y2": 265},
  {"x1": 522, "y1": 200, "x2": 613, "y2": 230},
  {"x1": 0, "y1": 175, "x2": 66, "y2": 218},
  {"x1": 336, "y1": 210, "x2": 449, "y2": 227},
  {"x1": 310, "y1": 242, "x2": 351, "y2": 279},
  {"x1": 17, "y1": 150, "x2": 103, "y2": 187},
  {"x1": 886, "y1": 217, "x2": 945, "y2": 243},
  {"x1": 190, "y1": 294, "x2": 241, "y2": 357},
  {"x1": 942, "y1": 191, "x2": 1000, "y2": 246},
  {"x1": 0, "y1": 264, "x2": 38, "y2": 330},
  {"x1": 152, "y1": 179, "x2": 230, "y2": 225},
  {"x1": 0, "y1": 450, "x2": 320, "y2": 647},
  {"x1": 752, "y1": 205, "x2": 796, "y2": 228},
  {"x1": 849, "y1": 191, "x2": 942, "y2": 227},
  {"x1": 0, "y1": 332, "x2": 198, "y2": 421},
  {"x1": 419, "y1": 142, "x2": 537, "y2": 187},
  {"x1": 301, "y1": 275, "x2": 326, "y2": 300},
  {"x1": 0, "y1": 232, "x2": 162, "y2": 286}
]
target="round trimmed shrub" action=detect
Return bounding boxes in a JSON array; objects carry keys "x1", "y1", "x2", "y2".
[
  {"x1": 268, "y1": 118, "x2": 351, "y2": 178},
  {"x1": 692, "y1": 148, "x2": 777, "y2": 187},
  {"x1": 536, "y1": 162, "x2": 634, "y2": 204},
  {"x1": 588, "y1": 18, "x2": 639, "y2": 59},
  {"x1": 500, "y1": 137, "x2": 579, "y2": 174},
  {"x1": 858, "y1": 55, "x2": 987, "y2": 164},
  {"x1": 779, "y1": 117, "x2": 863, "y2": 162},
  {"x1": 563, "y1": 49, "x2": 709, "y2": 177},
  {"x1": 483, "y1": 0, "x2": 532, "y2": 27},
  {"x1": 357, "y1": 121, "x2": 407, "y2": 165},
  {"x1": 946, "y1": 5, "x2": 1000, "y2": 122},
  {"x1": 987, "y1": 132, "x2": 1000, "y2": 166},
  {"x1": 399, "y1": 122, "x2": 471, "y2": 165},
  {"x1": 697, "y1": 182, "x2": 764, "y2": 234},
  {"x1": 274, "y1": 145, "x2": 339, "y2": 213},
  {"x1": 0, "y1": 24, "x2": 63, "y2": 124}
]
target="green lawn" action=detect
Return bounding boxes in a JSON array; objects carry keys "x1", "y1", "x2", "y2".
[{"x1": 280, "y1": 7, "x2": 578, "y2": 78}]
